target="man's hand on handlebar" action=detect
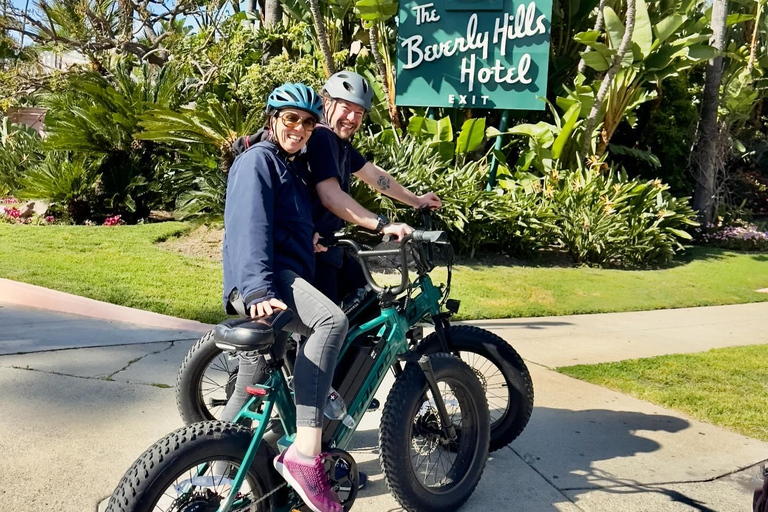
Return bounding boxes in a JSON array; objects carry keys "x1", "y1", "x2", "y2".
[
  {"x1": 250, "y1": 298, "x2": 288, "y2": 318},
  {"x1": 416, "y1": 192, "x2": 441, "y2": 210},
  {"x1": 313, "y1": 232, "x2": 328, "y2": 253},
  {"x1": 381, "y1": 222, "x2": 413, "y2": 241}
]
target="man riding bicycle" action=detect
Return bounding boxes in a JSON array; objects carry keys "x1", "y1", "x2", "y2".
[{"x1": 306, "y1": 71, "x2": 441, "y2": 301}]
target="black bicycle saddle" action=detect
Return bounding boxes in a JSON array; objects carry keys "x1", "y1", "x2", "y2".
[{"x1": 214, "y1": 309, "x2": 294, "y2": 352}]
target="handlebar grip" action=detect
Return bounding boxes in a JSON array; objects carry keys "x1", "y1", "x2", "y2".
[
  {"x1": 412, "y1": 230, "x2": 448, "y2": 244},
  {"x1": 316, "y1": 236, "x2": 338, "y2": 247}
]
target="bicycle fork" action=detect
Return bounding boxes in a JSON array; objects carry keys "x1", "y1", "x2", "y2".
[{"x1": 418, "y1": 355, "x2": 458, "y2": 442}]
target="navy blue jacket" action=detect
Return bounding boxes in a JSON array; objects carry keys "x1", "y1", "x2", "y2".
[{"x1": 222, "y1": 141, "x2": 315, "y2": 312}]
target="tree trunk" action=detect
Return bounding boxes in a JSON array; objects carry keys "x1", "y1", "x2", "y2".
[
  {"x1": 581, "y1": 0, "x2": 636, "y2": 157},
  {"x1": 577, "y1": 0, "x2": 610, "y2": 74},
  {"x1": 692, "y1": 0, "x2": 728, "y2": 223},
  {"x1": 118, "y1": 0, "x2": 133, "y2": 41},
  {"x1": 308, "y1": 0, "x2": 335, "y2": 77},
  {"x1": 263, "y1": 0, "x2": 282, "y2": 27},
  {"x1": 369, "y1": 24, "x2": 401, "y2": 129}
]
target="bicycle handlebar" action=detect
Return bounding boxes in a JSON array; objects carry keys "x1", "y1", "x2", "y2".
[{"x1": 321, "y1": 230, "x2": 448, "y2": 297}]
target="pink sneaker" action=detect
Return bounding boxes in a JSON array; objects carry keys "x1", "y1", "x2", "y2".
[{"x1": 273, "y1": 445, "x2": 342, "y2": 512}]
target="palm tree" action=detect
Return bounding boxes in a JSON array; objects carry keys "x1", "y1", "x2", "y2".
[
  {"x1": 369, "y1": 24, "x2": 400, "y2": 129},
  {"x1": 263, "y1": 0, "x2": 282, "y2": 27},
  {"x1": 309, "y1": 0, "x2": 335, "y2": 76},
  {"x1": 692, "y1": 0, "x2": 728, "y2": 223}
]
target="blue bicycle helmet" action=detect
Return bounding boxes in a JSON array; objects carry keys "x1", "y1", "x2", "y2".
[{"x1": 266, "y1": 83, "x2": 323, "y2": 120}]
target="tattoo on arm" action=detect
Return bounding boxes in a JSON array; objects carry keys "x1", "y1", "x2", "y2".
[{"x1": 376, "y1": 175, "x2": 391, "y2": 191}]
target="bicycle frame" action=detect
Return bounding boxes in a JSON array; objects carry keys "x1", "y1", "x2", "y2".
[
  {"x1": 211, "y1": 232, "x2": 449, "y2": 512},
  {"x1": 210, "y1": 269, "x2": 444, "y2": 512}
]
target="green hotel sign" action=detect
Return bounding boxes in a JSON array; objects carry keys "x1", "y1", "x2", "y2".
[{"x1": 396, "y1": 0, "x2": 553, "y2": 110}]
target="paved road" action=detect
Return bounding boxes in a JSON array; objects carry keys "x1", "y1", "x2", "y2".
[{"x1": 1, "y1": 280, "x2": 767, "y2": 512}]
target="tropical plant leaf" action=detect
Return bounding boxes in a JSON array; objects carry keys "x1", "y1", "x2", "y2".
[
  {"x1": 687, "y1": 44, "x2": 717, "y2": 61},
  {"x1": 654, "y1": 15, "x2": 685, "y2": 45},
  {"x1": 552, "y1": 103, "x2": 580, "y2": 159},
  {"x1": 455, "y1": 118, "x2": 486, "y2": 155},
  {"x1": 632, "y1": 0, "x2": 654, "y2": 58},
  {"x1": 581, "y1": 50, "x2": 611, "y2": 71},
  {"x1": 603, "y1": 7, "x2": 625, "y2": 49},
  {"x1": 354, "y1": 0, "x2": 397, "y2": 22}
]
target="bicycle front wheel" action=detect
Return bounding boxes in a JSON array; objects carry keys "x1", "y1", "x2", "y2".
[{"x1": 379, "y1": 353, "x2": 490, "y2": 512}]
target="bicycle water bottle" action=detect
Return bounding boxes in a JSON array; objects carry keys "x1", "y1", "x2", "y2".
[{"x1": 325, "y1": 388, "x2": 356, "y2": 428}]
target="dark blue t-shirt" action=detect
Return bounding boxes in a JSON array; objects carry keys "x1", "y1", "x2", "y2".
[{"x1": 304, "y1": 125, "x2": 367, "y2": 268}]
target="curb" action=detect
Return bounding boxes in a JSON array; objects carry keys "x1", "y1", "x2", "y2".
[{"x1": 0, "y1": 278, "x2": 214, "y2": 333}]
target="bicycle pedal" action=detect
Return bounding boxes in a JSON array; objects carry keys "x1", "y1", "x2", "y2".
[{"x1": 367, "y1": 398, "x2": 380, "y2": 412}]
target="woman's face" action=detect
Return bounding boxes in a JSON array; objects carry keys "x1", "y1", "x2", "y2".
[{"x1": 271, "y1": 108, "x2": 317, "y2": 154}]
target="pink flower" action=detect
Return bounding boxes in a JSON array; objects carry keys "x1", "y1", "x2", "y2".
[
  {"x1": 45, "y1": 216, "x2": 54, "y2": 223},
  {"x1": 4, "y1": 207, "x2": 21, "y2": 219},
  {"x1": 103, "y1": 215, "x2": 124, "y2": 226}
]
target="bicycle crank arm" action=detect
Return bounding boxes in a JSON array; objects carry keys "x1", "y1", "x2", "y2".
[{"x1": 418, "y1": 355, "x2": 457, "y2": 441}]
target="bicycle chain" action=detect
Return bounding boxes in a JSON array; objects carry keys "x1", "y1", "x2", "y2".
[{"x1": 242, "y1": 481, "x2": 288, "y2": 511}]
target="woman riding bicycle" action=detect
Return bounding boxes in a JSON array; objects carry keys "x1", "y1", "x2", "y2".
[{"x1": 222, "y1": 82, "x2": 346, "y2": 512}]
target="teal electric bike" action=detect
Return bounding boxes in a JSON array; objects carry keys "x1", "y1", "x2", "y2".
[{"x1": 106, "y1": 230, "x2": 518, "y2": 512}]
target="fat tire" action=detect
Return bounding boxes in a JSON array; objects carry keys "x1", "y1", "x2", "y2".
[
  {"x1": 105, "y1": 421, "x2": 286, "y2": 512},
  {"x1": 176, "y1": 330, "x2": 235, "y2": 423},
  {"x1": 379, "y1": 353, "x2": 490, "y2": 512},
  {"x1": 417, "y1": 325, "x2": 534, "y2": 451}
]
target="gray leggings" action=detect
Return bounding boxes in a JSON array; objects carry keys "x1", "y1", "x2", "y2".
[{"x1": 221, "y1": 269, "x2": 348, "y2": 428}]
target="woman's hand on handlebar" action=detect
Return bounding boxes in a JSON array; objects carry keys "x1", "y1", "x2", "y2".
[
  {"x1": 382, "y1": 222, "x2": 413, "y2": 241},
  {"x1": 250, "y1": 298, "x2": 288, "y2": 318},
  {"x1": 416, "y1": 192, "x2": 441, "y2": 210}
]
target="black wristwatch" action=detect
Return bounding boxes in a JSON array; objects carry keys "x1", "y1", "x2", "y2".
[{"x1": 373, "y1": 214, "x2": 390, "y2": 233}]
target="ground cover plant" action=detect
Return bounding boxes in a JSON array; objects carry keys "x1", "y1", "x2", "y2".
[
  {"x1": 558, "y1": 344, "x2": 768, "y2": 441},
  {"x1": 0, "y1": 223, "x2": 766, "y2": 324}
]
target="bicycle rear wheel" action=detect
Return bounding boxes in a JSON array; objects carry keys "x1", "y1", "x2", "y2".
[{"x1": 106, "y1": 422, "x2": 286, "y2": 512}]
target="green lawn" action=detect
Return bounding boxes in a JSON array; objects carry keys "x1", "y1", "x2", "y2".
[
  {"x1": 0, "y1": 223, "x2": 225, "y2": 324},
  {"x1": 0, "y1": 223, "x2": 766, "y2": 323},
  {"x1": 558, "y1": 345, "x2": 768, "y2": 441}
]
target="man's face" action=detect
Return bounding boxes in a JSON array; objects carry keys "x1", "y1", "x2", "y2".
[{"x1": 324, "y1": 97, "x2": 365, "y2": 140}]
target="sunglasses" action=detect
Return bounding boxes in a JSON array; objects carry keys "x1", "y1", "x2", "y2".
[{"x1": 278, "y1": 112, "x2": 317, "y2": 131}]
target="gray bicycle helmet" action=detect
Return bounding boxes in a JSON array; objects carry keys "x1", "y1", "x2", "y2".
[{"x1": 322, "y1": 71, "x2": 373, "y2": 111}]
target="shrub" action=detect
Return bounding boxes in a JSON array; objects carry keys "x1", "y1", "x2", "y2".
[
  {"x1": 355, "y1": 132, "x2": 697, "y2": 265},
  {"x1": 530, "y1": 168, "x2": 699, "y2": 265},
  {"x1": 17, "y1": 153, "x2": 101, "y2": 224},
  {"x1": 695, "y1": 219, "x2": 768, "y2": 252},
  {"x1": 731, "y1": 169, "x2": 768, "y2": 216},
  {"x1": 354, "y1": 133, "x2": 548, "y2": 256},
  {"x1": 237, "y1": 54, "x2": 324, "y2": 127},
  {"x1": 38, "y1": 61, "x2": 190, "y2": 221},
  {"x1": 609, "y1": 75, "x2": 700, "y2": 195},
  {"x1": 0, "y1": 117, "x2": 43, "y2": 196}
]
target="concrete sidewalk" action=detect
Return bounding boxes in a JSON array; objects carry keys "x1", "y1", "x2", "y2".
[{"x1": 1, "y1": 280, "x2": 768, "y2": 512}]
